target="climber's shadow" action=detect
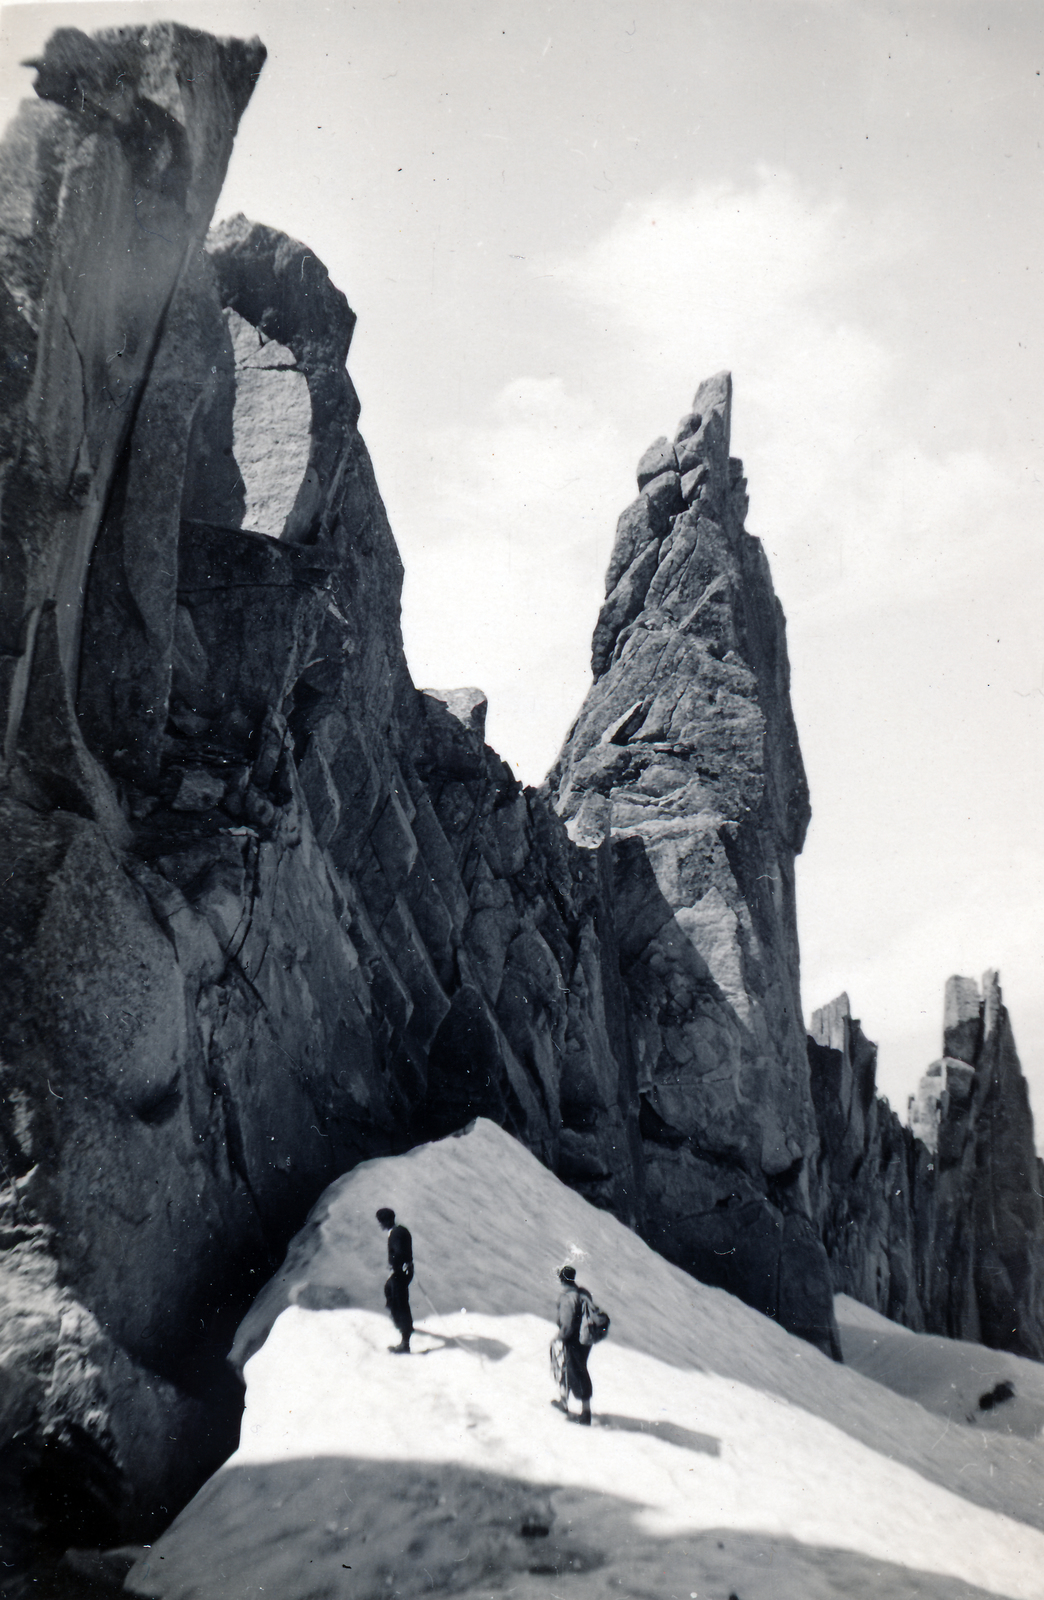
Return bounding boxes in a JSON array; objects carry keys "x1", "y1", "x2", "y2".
[
  {"x1": 595, "y1": 1414, "x2": 720, "y2": 1457},
  {"x1": 412, "y1": 1328, "x2": 511, "y2": 1361}
]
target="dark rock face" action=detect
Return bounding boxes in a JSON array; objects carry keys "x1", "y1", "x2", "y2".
[
  {"x1": 808, "y1": 995, "x2": 929, "y2": 1329},
  {"x1": 809, "y1": 977, "x2": 1044, "y2": 1360},
  {"x1": 0, "y1": 29, "x2": 638, "y2": 1562},
  {"x1": 546, "y1": 374, "x2": 838, "y2": 1359},
  {"x1": 0, "y1": 34, "x2": 842, "y2": 1541},
  {"x1": 0, "y1": 25, "x2": 265, "y2": 812}
]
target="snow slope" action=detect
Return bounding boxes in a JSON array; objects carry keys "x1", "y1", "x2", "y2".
[
  {"x1": 836, "y1": 1294, "x2": 1044, "y2": 1439},
  {"x1": 126, "y1": 1120, "x2": 1044, "y2": 1600}
]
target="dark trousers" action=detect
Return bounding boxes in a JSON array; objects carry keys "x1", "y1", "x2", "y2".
[
  {"x1": 563, "y1": 1340, "x2": 592, "y2": 1401},
  {"x1": 384, "y1": 1272, "x2": 413, "y2": 1338}
]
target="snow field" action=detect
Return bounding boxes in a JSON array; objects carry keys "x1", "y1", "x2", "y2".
[
  {"x1": 128, "y1": 1122, "x2": 1044, "y2": 1600},
  {"x1": 228, "y1": 1305, "x2": 1044, "y2": 1599}
]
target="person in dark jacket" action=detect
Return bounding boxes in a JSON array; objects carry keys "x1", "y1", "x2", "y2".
[
  {"x1": 554, "y1": 1263, "x2": 593, "y2": 1424},
  {"x1": 376, "y1": 1207, "x2": 413, "y2": 1353}
]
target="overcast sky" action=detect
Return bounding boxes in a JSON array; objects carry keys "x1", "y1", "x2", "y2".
[{"x1": 3, "y1": 0, "x2": 1042, "y2": 1133}]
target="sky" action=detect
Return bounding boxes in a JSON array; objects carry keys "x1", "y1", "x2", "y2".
[{"x1": 2, "y1": 0, "x2": 1042, "y2": 1130}]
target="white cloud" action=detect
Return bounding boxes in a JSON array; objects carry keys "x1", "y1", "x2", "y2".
[
  {"x1": 547, "y1": 169, "x2": 1035, "y2": 620},
  {"x1": 545, "y1": 170, "x2": 894, "y2": 406},
  {"x1": 393, "y1": 377, "x2": 627, "y2": 780}
]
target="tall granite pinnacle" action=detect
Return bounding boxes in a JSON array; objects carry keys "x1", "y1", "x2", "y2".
[{"x1": 548, "y1": 372, "x2": 836, "y2": 1354}]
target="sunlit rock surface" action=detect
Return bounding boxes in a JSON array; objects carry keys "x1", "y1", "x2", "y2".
[{"x1": 547, "y1": 373, "x2": 836, "y2": 1357}]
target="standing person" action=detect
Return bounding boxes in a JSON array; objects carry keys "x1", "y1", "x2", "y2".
[
  {"x1": 554, "y1": 1264, "x2": 593, "y2": 1424},
  {"x1": 376, "y1": 1207, "x2": 413, "y2": 1353}
]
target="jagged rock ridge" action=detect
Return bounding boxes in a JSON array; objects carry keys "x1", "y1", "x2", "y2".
[{"x1": 810, "y1": 974, "x2": 1044, "y2": 1358}]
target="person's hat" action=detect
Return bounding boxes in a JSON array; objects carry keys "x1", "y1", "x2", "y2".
[{"x1": 558, "y1": 1264, "x2": 576, "y2": 1282}]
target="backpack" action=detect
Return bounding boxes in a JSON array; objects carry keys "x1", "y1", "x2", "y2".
[{"x1": 579, "y1": 1293, "x2": 610, "y2": 1346}]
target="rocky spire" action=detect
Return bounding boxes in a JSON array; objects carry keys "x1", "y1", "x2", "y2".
[
  {"x1": 915, "y1": 971, "x2": 1044, "y2": 1356},
  {"x1": 810, "y1": 973, "x2": 1044, "y2": 1358},
  {"x1": 548, "y1": 374, "x2": 835, "y2": 1355}
]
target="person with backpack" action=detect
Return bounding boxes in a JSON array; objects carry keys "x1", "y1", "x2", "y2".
[
  {"x1": 376, "y1": 1207, "x2": 414, "y2": 1353},
  {"x1": 552, "y1": 1263, "x2": 609, "y2": 1424}
]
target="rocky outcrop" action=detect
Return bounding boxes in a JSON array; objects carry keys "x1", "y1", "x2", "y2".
[
  {"x1": 0, "y1": 24, "x2": 265, "y2": 809},
  {"x1": 0, "y1": 29, "x2": 638, "y2": 1566},
  {"x1": 0, "y1": 29, "x2": 831, "y2": 1558},
  {"x1": 0, "y1": 34, "x2": 844, "y2": 1545},
  {"x1": 808, "y1": 995, "x2": 929, "y2": 1329},
  {"x1": 809, "y1": 977, "x2": 1044, "y2": 1360},
  {"x1": 547, "y1": 376, "x2": 837, "y2": 1357}
]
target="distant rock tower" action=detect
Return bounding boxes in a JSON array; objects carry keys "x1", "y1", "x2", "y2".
[
  {"x1": 914, "y1": 971, "x2": 1044, "y2": 1356},
  {"x1": 809, "y1": 973, "x2": 1044, "y2": 1359}
]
